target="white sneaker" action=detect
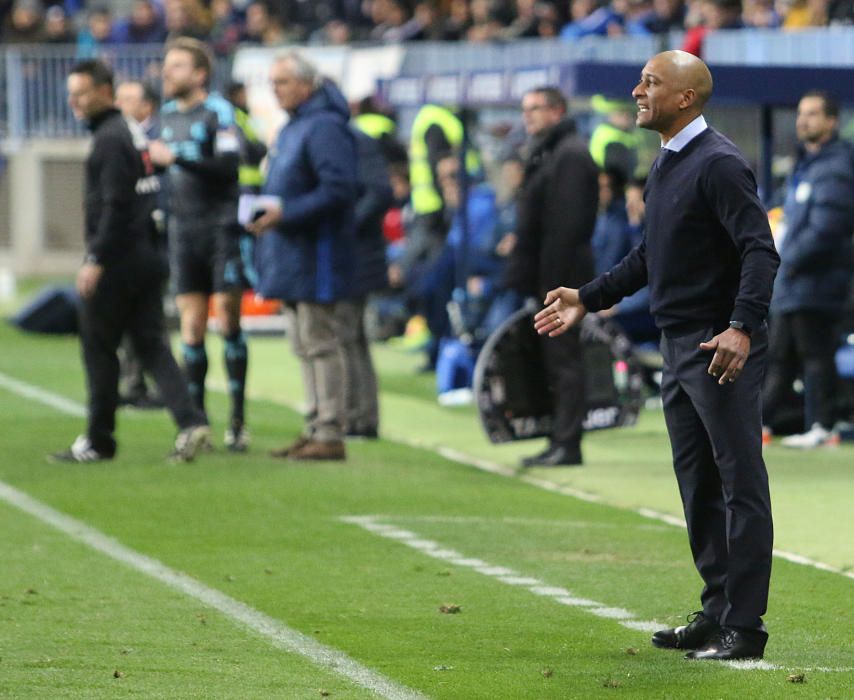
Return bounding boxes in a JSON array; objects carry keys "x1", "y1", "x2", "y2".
[
  {"x1": 779, "y1": 423, "x2": 834, "y2": 449},
  {"x1": 49, "y1": 435, "x2": 113, "y2": 463},
  {"x1": 438, "y1": 388, "x2": 474, "y2": 406},
  {"x1": 224, "y1": 423, "x2": 250, "y2": 452},
  {"x1": 170, "y1": 424, "x2": 212, "y2": 463}
]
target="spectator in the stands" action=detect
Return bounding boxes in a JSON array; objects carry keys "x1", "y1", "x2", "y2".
[
  {"x1": 535, "y1": 1, "x2": 563, "y2": 35},
  {"x1": 632, "y1": 0, "x2": 687, "y2": 31},
  {"x1": 243, "y1": 1, "x2": 292, "y2": 45},
  {"x1": 500, "y1": 0, "x2": 541, "y2": 37},
  {"x1": 113, "y1": 0, "x2": 166, "y2": 43},
  {"x1": 621, "y1": 0, "x2": 660, "y2": 33},
  {"x1": 780, "y1": 0, "x2": 827, "y2": 27},
  {"x1": 164, "y1": 0, "x2": 210, "y2": 42},
  {"x1": 441, "y1": 0, "x2": 472, "y2": 39},
  {"x1": 4, "y1": 0, "x2": 46, "y2": 43},
  {"x1": 309, "y1": 18, "x2": 352, "y2": 44},
  {"x1": 561, "y1": 0, "x2": 624, "y2": 38},
  {"x1": 408, "y1": 1, "x2": 448, "y2": 41},
  {"x1": 44, "y1": 4, "x2": 75, "y2": 42},
  {"x1": 591, "y1": 169, "x2": 656, "y2": 343},
  {"x1": 681, "y1": 0, "x2": 743, "y2": 57},
  {"x1": 77, "y1": 5, "x2": 116, "y2": 56},
  {"x1": 209, "y1": 0, "x2": 244, "y2": 55},
  {"x1": 468, "y1": 0, "x2": 504, "y2": 41},
  {"x1": 743, "y1": 0, "x2": 782, "y2": 24}
]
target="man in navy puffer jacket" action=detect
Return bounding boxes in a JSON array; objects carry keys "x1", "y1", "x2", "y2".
[
  {"x1": 764, "y1": 91, "x2": 854, "y2": 448},
  {"x1": 249, "y1": 52, "x2": 358, "y2": 460}
]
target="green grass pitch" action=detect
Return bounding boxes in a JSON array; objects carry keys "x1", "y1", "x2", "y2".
[{"x1": 0, "y1": 288, "x2": 851, "y2": 698}]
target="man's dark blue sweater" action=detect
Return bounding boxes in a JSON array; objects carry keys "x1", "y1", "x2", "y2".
[{"x1": 579, "y1": 127, "x2": 780, "y2": 334}]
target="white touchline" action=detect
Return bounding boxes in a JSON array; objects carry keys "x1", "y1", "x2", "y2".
[
  {"x1": 341, "y1": 515, "x2": 854, "y2": 674},
  {"x1": 213, "y1": 379, "x2": 854, "y2": 586},
  {"x1": 0, "y1": 371, "x2": 425, "y2": 700},
  {"x1": 2, "y1": 371, "x2": 853, "y2": 668},
  {"x1": 0, "y1": 481, "x2": 426, "y2": 700},
  {"x1": 341, "y1": 514, "x2": 669, "y2": 638},
  {"x1": 0, "y1": 371, "x2": 86, "y2": 417}
]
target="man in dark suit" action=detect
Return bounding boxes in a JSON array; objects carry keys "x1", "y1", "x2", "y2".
[
  {"x1": 505, "y1": 85, "x2": 599, "y2": 467},
  {"x1": 535, "y1": 51, "x2": 780, "y2": 661}
]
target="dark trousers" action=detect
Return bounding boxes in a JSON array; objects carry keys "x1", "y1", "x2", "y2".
[
  {"x1": 763, "y1": 311, "x2": 840, "y2": 431},
  {"x1": 541, "y1": 326, "x2": 585, "y2": 449},
  {"x1": 660, "y1": 325, "x2": 773, "y2": 633},
  {"x1": 79, "y1": 256, "x2": 205, "y2": 453}
]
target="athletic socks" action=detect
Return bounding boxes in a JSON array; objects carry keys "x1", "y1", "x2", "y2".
[
  {"x1": 182, "y1": 341, "x2": 208, "y2": 415},
  {"x1": 224, "y1": 330, "x2": 247, "y2": 426}
]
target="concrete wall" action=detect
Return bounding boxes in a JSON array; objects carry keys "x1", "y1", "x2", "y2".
[{"x1": 0, "y1": 139, "x2": 88, "y2": 276}]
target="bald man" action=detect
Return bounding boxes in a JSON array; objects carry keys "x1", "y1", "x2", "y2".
[{"x1": 535, "y1": 51, "x2": 780, "y2": 661}]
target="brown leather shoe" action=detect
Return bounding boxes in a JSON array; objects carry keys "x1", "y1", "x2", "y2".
[
  {"x1": 269, "y1": 435, "x2": 310, "y2": 459},
  {"x1": 288, "y1": 439, "x2": 346, "y2": 461}
]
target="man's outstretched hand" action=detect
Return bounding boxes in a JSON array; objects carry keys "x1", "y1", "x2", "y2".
[{"x1": 533, "y1": 287, "x2": 587, "y2": 337}]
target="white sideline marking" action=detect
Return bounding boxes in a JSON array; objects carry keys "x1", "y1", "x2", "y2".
[
  {"x1": 340, "y1": 515, "x2": 665, "y2": 637},
  {"x1": 343, "y1": 515, "x2": 854, "y2": 675},
  {"x1": 3, "y1": 373, "x2": 853, "y2": 676},
  {"x1": 0, "y1": 482, "x2": 425, "y2": 700},
  {"x1": 433, "y1": 448, "x2": 854, "y2": 584},
  {"x1": 210, "y1": 379, "x2": 854, "y2": 583},
  {"x1": 6, "y1": 366, "x2": 848, "y2": 583},
  {"x1": 0, "y1": 374, "x2": 423, "y2": 699},
  {"x1": 386, "y1": 515, "x2": 671, "y2": 532},
  {"x1": 0, "y1": 371, "x2": 86, "y2": 417}
]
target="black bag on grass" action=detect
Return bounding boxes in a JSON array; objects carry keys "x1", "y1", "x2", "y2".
[{"x1": 9, "y1": 285, "x2": 79, "y2": 335}]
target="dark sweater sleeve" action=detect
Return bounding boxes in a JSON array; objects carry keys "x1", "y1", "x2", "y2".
[
  {"x1": 702, "y1": 154, "x2": 780, "y2": 331},
  {"x1": 88, "y1": 131, "x2": 138, "y2": 265},
  {"x1": 579, "y1": 237, "x2": 648, "y2": 312},
  {"x1": 174, "y1": 152, "x2": 239, "y2": 184}
]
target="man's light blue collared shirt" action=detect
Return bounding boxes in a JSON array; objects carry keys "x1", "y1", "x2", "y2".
[{"x1": 662, "y1": 115, "x2": 708, "y2": 152}]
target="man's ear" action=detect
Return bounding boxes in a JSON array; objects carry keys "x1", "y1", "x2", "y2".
[{"x1": 679, "y1": 88, "x2": 697, "y2": 111}]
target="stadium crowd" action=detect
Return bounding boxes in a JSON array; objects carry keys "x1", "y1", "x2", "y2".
[{"x1": 4, "y1": 0, "x2": 854, "y2": 55}]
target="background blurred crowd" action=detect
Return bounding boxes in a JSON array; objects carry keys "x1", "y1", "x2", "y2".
[{"x1": 4, "y1": 0, "x2": 854, "y2": 57}]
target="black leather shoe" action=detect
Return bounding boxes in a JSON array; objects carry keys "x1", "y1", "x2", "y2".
[
  {"x1": 685, "y1": 627, "x2": 767, "y2": 661},
  {"x1": 346, "y1": 427, "x2": 379, "y2": 440},
  {"x1": 521, "y1": 444, "x2": 582, "y2": 467},
  {"x1": 651, "y1": 611, "x2": 720, "y2": 650}
]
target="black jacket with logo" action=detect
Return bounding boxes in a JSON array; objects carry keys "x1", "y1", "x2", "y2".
[
  {"x1": 84, "y1": 107, "x2": 159, "y2": 266},
  {"x1": 505, "y1": 118, "x2": 599, "y2": 298}
]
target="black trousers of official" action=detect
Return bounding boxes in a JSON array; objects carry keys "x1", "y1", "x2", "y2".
[
  {"x1": 763, "y1": 311, "x2": 840, "y2": 432},
  {"x1": 660, "y1": 325, "x2": 773, "y2": 633},
  {"x1": 78, "y1": 255, "x2": 205, "y2": 454},
  {"x1": 541, "y1": 326, "x2": 585, "y2": 450}
]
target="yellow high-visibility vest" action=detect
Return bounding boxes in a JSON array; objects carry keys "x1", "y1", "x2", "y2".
[
  {"x1": 409, "y1": 105, "x2": 480, "y2": 215},
  {"x1": 354, "y1": 113, "x2": 397, "y2": 140},
  {"x1": 234, "y1": 107, "x2": 265, "y2": 188},
  {"x1": 589, "y1": 121, "x2": 641, "y2": 172}
]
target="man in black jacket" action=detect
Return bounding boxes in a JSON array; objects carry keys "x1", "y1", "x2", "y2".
[
  {"x1": 535, "y1": 51, "x2": 779, "y2": 661},
  {"x1": 764, "y1": 91, "x2": 854, "y2": 448},
  {"x1": 506, "y1": 86, "x2": 599, "y2": 467},
  {"x1": 52, "y1": 59, "x2": 210, "y2": 464}
]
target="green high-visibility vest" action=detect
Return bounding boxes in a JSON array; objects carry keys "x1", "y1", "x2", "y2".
[
  {"x1": 354, "y1": 113, "x2": 396, "y2": 140},
  {"x1": 409, "y1": 105, "x2": 480, "y2": 215},
  {"x1": 589, "y1": 122, "x2": 641, "y2": 171},
  {"x1": 234, "y1": 107, "x2": 265, "y2": 188}
]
